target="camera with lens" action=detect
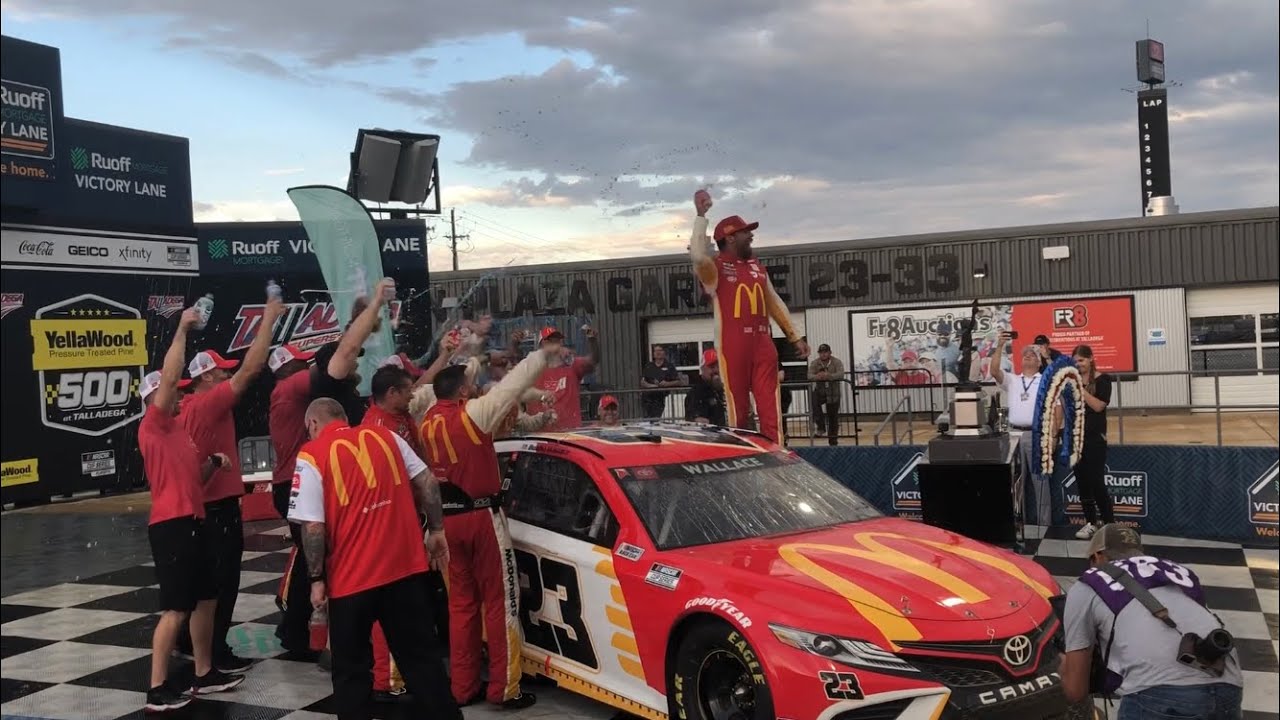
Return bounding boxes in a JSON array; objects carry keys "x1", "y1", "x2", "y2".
[{"x1": 1177, "y1": 628, "x2": 1234, "y2": 676}]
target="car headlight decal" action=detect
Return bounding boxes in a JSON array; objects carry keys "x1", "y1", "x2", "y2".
[{"x1": 769, "y1": 623, "x2": 919, "y2": 673}]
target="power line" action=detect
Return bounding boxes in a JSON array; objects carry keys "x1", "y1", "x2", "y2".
[
  {"x1": 456, "y1": 210, "x2": 554, "y2": 246},
  {"x1": 444, "y1": 208, "x2": 470, "y2": 272}
]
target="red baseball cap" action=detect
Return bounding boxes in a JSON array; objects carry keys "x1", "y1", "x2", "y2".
[
  {"x1": 702, "y1": 349, "x2": 718, "y2": 367},
  {"x1": 380, "y1": 352, "x2": 424, "y2": 379},
  {"x1": 713, "y1": 215, "x2": 759, "y2": 242},
  {"x1": 540, "y1": 327, "x2": 564, "y2": 343},
  {"x1": 268, "y1": 344, "x2": 316, "y2": 373},
  {"x1": 177, "y1": 378, "x2": 192, "y2": 390},
  {"x1": 188, "y1": 350, "x2": 239, "y2": 378},
  {"x1": 598, "y1": 395, "x2": 619, "y2": 409}
]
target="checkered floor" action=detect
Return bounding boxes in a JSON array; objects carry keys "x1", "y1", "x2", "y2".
[{"x1": 1, "y1": 522, "x2": 1276, "y2": 720}]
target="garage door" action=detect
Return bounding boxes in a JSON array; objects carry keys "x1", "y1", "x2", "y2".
[
  {"x1": 646, "y1": 313, "x2": 808, "y2": 416},
  {"x1": 1186, "y1": 284, "x2": 1278, "y2": 410}
]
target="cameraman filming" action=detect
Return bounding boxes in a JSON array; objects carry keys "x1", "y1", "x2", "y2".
[{"x1": 1061, "y1": 524, "x2": 1243, "y2": 719}]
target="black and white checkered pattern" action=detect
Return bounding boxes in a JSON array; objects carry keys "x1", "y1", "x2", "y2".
[{"x1": 2, "y1": 524, "x2": 1276, "y2": 719}]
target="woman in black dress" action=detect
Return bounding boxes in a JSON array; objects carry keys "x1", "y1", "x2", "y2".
[{"x1": 1072, "y1": 344, "x2": 1116, "y2": 539}]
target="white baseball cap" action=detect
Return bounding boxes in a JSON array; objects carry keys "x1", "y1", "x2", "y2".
[
  {"x1": 268, "y1": 344, "x2": 316, "y2": 373},
  {"x1": 188, "y1": 350, "x2": 239, "y2": 379},
  {"x1": 139, "y1": 371, "x2": 163, "y2": 401}
]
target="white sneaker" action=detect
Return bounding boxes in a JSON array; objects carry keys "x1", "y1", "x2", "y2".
[{"x1": 1075, "y1": 522, "x2": 1099, "y2": 540}]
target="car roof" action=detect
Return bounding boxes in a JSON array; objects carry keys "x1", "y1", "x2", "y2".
[{"x1": 503, "y1": 421, "x2": 776, "y2": 468}]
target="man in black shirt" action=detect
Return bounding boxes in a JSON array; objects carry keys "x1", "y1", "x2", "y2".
[
  {"x1": 640, "y1": 345, "x2": 684, "y2": 418},
  {"x1": 310, "y1": 281, "x2": 394, "y2": 425},
  {"x1": 684, "y1": 349, "x2": 727, "y2": 426}
]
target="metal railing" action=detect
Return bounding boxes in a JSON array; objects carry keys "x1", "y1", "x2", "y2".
[{"x1": 872, "y1": 395, "x2": 915, "y2": 447}]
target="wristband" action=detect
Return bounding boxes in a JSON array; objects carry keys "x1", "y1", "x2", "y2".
[{"x1": 309, "y1": 573, "x2": 325, "y2": 582}]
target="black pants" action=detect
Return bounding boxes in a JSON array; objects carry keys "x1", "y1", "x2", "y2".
[
  {"x1": 812, "y1": 393, "x2": 840, "y2": 444},
  {"x1": 272, "y1": 482, "x2": 314, "y2": 652},
  {"x1": 1074, "y1": 439, "x2": 1115, "y2": 525},
  {"x1": 329, "y1": 573, "x2": 461, "y2": 720},
  {"x1": 179, "y1": 497, "x2": 243, "y2": 658},
  {"x1": 641, "y1": 394, "x2": 667, "y2": 419}
]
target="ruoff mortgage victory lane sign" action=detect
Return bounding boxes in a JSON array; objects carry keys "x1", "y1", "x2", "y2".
[{"x1": 29, "y1": 293, "x2": 148, "y2": 436}]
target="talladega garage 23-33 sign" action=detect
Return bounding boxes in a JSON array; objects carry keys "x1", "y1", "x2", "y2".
[{"x1": 29, "y1": 293, "x2": 147, "y2": 436}]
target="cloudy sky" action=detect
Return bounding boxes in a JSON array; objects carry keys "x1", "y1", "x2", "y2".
[{"x1": 3, "y1": 0, "x2": 1276, "y2": 271}]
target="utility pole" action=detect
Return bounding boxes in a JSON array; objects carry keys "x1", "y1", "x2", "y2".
[{"x1": 445, "y1": 208, "x2": 469, "y2": 271}]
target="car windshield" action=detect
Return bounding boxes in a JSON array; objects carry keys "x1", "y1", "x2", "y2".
[{"x1": 617, "y1": 452, "x2": 881, "y2": 550}]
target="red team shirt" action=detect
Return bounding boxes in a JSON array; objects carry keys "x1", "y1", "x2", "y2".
[
  {"x1": 362, "y1": 403, "x2": 425, "y2": 460},
  {"x1": 138, "y1": 404, "x2": 206, "y2": 525},
  {"x1": 287, "y1": 421, "x2": 429, "y2": 598},
  {"x1": 526, "y1": 358, "x2": 592, "y2": 431},
  {"x1": 421, "y1": 399, "x2": 501, "y2": 499},
  {"x1": 270, "y1": 371, "x2": 313, "y2": 485},
  {"x1": 179, "y1": 382, "x2": 243, "y2": 502}
]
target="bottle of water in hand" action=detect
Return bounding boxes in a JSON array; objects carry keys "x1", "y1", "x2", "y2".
[{"x1": 193, "y1": 294, "x2": 214, "y2": 331}]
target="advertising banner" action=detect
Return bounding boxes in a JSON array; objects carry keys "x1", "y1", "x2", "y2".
[
  {"x1": 1, "y1": 35, "x2": 65, "y2": 188},
  {"x1": 847, "y1": 295, "x2": 1137, "y2": 386}
]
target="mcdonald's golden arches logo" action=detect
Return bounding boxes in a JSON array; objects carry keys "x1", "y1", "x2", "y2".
[
  {"x1": 422, "y1": 410, "x2": 483, "y2": 467},
  {"x1": 733, "y1": 282, "x2": 766, "y2": 319},
  {"x1": 327, "y1": 429, "x2": 403, "y2": 507}
]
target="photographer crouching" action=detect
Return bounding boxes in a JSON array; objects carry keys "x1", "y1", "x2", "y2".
[{"x1": 1061, "y1": 524, "x2": 1244, "y2": 719}]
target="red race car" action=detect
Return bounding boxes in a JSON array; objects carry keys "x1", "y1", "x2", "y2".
[{"x1": 497, "y1": 422, "x2": 1088, "y2": 720}]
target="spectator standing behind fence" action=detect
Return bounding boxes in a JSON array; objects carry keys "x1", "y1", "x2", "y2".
[
  {"x1": 1072, "y1": 344, "x2": 1116, "y2": 540},
  {"x1": 640, "y1": 345, "x2": 685, "y2": 418},
  {"x1": 685, "y1": 350, "x2": 727, "y2": 426},
  {"x1": 807, "y1": 344, "x2": 844, "y2": 446}
]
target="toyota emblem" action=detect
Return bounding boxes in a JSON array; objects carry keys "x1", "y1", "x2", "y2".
[{"x1": 1003, "y1": 635, "x2": 1032, "y2": 666}]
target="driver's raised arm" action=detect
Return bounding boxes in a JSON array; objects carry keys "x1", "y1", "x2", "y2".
[{"x1": 464, "y1": 346, "x2": 553, "y2": 435}]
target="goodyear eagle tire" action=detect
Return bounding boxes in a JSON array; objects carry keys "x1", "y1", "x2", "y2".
[{"x1": 669, "y1": 620, "x2": 775, "y2": 720}]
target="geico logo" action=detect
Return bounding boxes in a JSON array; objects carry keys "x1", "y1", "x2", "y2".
[
  {"x1": 1, "y1": 462, "x2": 35, "y2": 476},
  {"x1": 89, "y1": 153, "x2": 131, "y2": 172},
  {"x1": 733, "y1": 283, "x2": 766, "y2": 318},
  {"x1": 44, "y1": 329, "x2": 135, "y2": 349},
  {"x1": 231, "y1": 240, "x2": 280, "y2": 255},
  {"x1": 69, "y1": 245, "x2": 109, "y2": 257},
  {"x1": 329, "y1": 430, "x2": 403, "y2": 507},
  {"x1": 1, "y1": 85, "x2": 47, "y2": 110}
]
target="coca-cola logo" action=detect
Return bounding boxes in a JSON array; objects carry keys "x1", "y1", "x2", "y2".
[{"x1": 18, "y1": 240, "x2": 55, "y2": 256}]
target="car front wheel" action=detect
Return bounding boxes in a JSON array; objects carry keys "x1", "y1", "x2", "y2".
[{"x1": 669, "y1": 620, "x2": 776, "y2": 720}]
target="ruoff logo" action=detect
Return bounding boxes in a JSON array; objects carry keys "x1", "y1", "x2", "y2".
[
  {"x1": 207, "y1": 239, "x2": 229, "y2": 259},
  {"x1": 69, "y1": 146, "x2": 89, "y2": 171},
  {"x1": 70, "y1": 147, "x2": 132, "y2": 173},
  {"x1": 1, "y1": 293, "x2": 23, "y2": 319},
  {"x1": 1248, "y1": 461, "x2": 1278, "y2": 530},
  {"x1": 1053, "y1": 304, "x2": 1089, "y2": 329},
  {"x1": 1065, "y1": 465, "x2": 1148, "y2": 519},
  {"x1": 890, "y1": 452, "x2": 924, "y2": 515}
]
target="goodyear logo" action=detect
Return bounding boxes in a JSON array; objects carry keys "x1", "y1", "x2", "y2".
[
  {"x1": 732, "y1": 282, "x2": 766, "y2": 319},
  {"x1": 1, "y1": 458, "x2": 39, "y2": 488},
  {"x1": 1248, "y1": 461, "x2": 1278, "y2": 536}
]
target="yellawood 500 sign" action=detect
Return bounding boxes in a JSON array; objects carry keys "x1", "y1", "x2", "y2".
[{"x1": 29, "y1": 294, "x2": 148, "y2": 436}]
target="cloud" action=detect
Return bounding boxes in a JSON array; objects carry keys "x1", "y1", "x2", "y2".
[
  {"x1": 12, "y1": 0, "x2": 1277, "y2": 264},
  {"x1": 194, "y1": 199, "x2": 299, "y2": 223},
  {"x1": 263, "y1": 167, "x2": 305, "y2": 177}
]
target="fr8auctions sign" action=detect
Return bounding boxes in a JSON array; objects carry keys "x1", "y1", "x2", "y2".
[{"x1": 30, "y1": 294, "x2": 145, "y2": 437}]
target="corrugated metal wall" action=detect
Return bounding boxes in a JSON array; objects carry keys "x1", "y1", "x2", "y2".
[{"x1": 427, "y1": 208, "x2": 1277, "y2": 404}]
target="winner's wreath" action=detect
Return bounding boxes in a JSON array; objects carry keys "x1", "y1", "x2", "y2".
[{"x1": 1031, "y1": 355, "x2": 1085, "y2": 475}]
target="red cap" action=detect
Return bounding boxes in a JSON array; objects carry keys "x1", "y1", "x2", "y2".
[
  {"x1": 188, "y1": 350, "x2": 239, "y2": 378},
  {"x1": 177, "y1": 378, "x2": 192, "y2": 390},
  {"x1": 901, "y1": 350, "x2": 919, "y2": 363},
  {"x1": 702, "y1": 349, "x2": 718, "y2": 367},
  {"x1": 713, "y1": 215, "x2": 759, "y2": 242},
  {"x1": 598, "y1": 394, "x2": 619, "y2": 409},
  {"x1": 540, "y1": 327, "x2": 564, "y2": 342}
]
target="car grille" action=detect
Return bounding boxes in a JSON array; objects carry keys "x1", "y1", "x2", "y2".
[
  {"x1": 911, "y1": 659, "x2": 1005, "y2": 687},
  {"x1": 830, "y1": 700, "x2": 913, "y2": 720},
  {"x1": 950, "y1": 686, "x2": 1072, "y2": 720}
]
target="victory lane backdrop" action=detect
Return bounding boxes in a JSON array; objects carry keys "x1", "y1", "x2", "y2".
[
  {"x1": 194, "y1": 218, "x2": 430, "y2": 446},
  {"x1": 0, "y1": 269, "x2": 196, "y2": 504}
]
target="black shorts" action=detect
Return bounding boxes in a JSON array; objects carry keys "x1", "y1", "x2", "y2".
[{"x1": 149, "y1": 516, "x2": 218, "y2": 612}]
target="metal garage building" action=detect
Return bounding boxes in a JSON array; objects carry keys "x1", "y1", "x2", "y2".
[{"x1": 426, "y1": 206, "x2": 1278, "y2": 419}]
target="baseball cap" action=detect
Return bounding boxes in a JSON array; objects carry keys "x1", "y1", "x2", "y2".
[
  {"x1": 818, "y1": 343, "x2": 832, "y2": 353},
  {"x1": 188, "y1": 350, "x2": 239, "y2": 379},
  {"x1": 702, "y1": 349, "x2": 718, "y2": 367},
  {"x1": 901, "y1": 350, "x2": 919, "y2": 363},
  {"x1": 713, "y1": 215, "x2": 759, "y2": 242},
  {"x1": 540, "y1": 327, "x2": 564, "y2": 343},
  {"x1": 268, "y1": 344, "x2": 316, "y2": 373},
  {"x1": 380, "y1": 353, "x2": 424, "y2": 379},
  {"x1": 1086, "y1": 523, "x2": 1144, "y2": 559},
  {"x1": 139, "y1": 371, "x2": 163, "y2": 401},
  {"x1": 598, "y1": 395, "x2": 619, "y2": 410},
  {"x1": 177, "y1": 378, "x2": 192, "y2": 390},
  {"x1": 1034, "y1": 334, "x2": 1051, "y2": 346}
]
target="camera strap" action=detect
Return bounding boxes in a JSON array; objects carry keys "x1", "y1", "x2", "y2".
[{"x1": 1109, "y1": 566, "x2": 1179, "y2": 630}]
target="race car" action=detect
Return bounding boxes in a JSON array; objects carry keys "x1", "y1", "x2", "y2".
[{"x1": 497, "y1": 421, "x2": 1087, "y2": 720}]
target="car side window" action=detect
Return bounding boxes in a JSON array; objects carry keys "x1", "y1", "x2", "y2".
[{"x1": 506, "y1": 453, "x2": 618, "y2": 548}]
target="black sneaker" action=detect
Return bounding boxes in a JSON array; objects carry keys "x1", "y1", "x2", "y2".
[
  {"x1": 374, "y1": 687, "x2": 410, "y2": 703},
  {"x1": 192, "y1": 668, "x2": 246, "y2": 695},
  {"x1": 144, "y1": 683, "x2": 191, "y2": 712},
  {"x1": 214, "y1": 652, "x2": 254, "y2": 674},
  {"x1": 499, "y1": 692, "x2": 537, "y2": 710}
]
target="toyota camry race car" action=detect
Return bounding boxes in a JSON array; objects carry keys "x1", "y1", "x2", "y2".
[{"x1": 497, "y1": 422, "x2": 1088, "y2": 720}]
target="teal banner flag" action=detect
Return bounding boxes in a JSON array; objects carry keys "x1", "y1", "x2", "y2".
[{"x1": 286, "y1": 185, "x2": 393, "y2": 395}]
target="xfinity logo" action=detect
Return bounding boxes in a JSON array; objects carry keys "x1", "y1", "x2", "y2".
[{"x1": 69, "y1": 245, "x2": 109, "y2": 258}]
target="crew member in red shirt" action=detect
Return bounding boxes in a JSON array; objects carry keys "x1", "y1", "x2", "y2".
[
  {"x1": 138, "y1": 308, "x2": 245, "y2": 712},
  {"x1": 421, "y1": 338, "x2": 560, "y2": 709},
  {"x1": 689, "y1": 189, "x2": 808, "y2": 443},
  {"x1": 176, "y1": 292, "x2": 282, "y2": 670},
  {"x1": 288, "y1": 398, "x2": 458, "y2": 720},
  {"x1": 267, "y1": 343, "x2": 317, "y2": 658},
  {"x1": 524, "y1": 326, "x2": 600, "y2": 432},
  {"x1": 361, "y1": 363, "x2": 424, "y2": 700}
]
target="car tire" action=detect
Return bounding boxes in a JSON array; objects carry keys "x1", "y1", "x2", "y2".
[{"x1": 669, "y1": 619, "x2": 775, "y2": 720}]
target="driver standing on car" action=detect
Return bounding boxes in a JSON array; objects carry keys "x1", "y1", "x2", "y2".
[{"x1": 420, "y1": 336, "x2": 563, "y2": 710}]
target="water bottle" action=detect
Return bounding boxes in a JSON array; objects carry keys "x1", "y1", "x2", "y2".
[
  {"x1": 266, "y1": 279, "x2": 283, "y2": 301},
  {"x1": 382, "y1": 277, "x2": 396, "y2": 302},
  {"x1": 193, "y1": 294, "x2": 214, "y2": 331},
  {"x1": 309, "y1": 605, "x2": 329, "y2": 651}
]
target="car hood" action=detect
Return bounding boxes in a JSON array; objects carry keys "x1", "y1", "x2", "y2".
[{"x1": 674, "y1": 518, "x2": 1057, "y2": 627}]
